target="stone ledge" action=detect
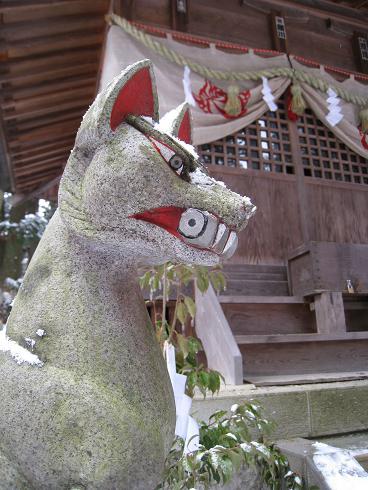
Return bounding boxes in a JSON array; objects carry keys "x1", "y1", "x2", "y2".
[{"x1": 192, "y1": 380, "x2": 368, "y2": 439}]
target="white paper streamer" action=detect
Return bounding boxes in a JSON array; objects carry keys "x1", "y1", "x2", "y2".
[
  {"x1": 164, "y1": 340, "x2": 200, "y2": 454},
  {"x1": 185, "y1": 416, "x2": 200, "y2": 454},
  {"x1": 261, "y1": 76, "x2": 278, "y2": 112},
  {"x1": 182, "y1": 66, "x2": 196, "y2": 107},
  {"x1": 326, "y1": 87, "x2": 343, "y2": 127}
]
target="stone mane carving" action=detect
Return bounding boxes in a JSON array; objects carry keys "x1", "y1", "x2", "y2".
[{"x1": 0, "y1": 60, "x2": 255, "y2": 489}]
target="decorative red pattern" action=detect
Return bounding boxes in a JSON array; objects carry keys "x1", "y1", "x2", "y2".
[
  {"x1": 193, "y1": 80, "x2": 250, "y2": 119},
  {"x1": 110, "y1": 66, "x2": 155, "y2": 131},
  {"x1": 286, "y1": 88, "x2": 299, "y2": 122},
  {"x1": 359, "y1": 127, "x2": 368, "y2": 150},
  {"x1": 130, "y1": 206, "x2": 185, "y2": 237}
]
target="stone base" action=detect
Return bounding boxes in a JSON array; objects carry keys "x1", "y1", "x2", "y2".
[{"x1": 192, "y1": 380, "x2": 368, "y2": 439}]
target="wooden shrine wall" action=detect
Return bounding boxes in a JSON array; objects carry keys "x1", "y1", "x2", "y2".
[
  {"x1": 116, "y1": 1, "x2": 368, "y2": 265},
  {"x1": 118, "y1": 0, "x2": 368, "y2": 73},
  {"x1": 200, "y1": 100, "x2": 368, "y2": 265},
  {"x1": 209, "y1": 167, "x2": 302, "y2": 265},
  {"x1": 306, "y1": 181, "x2": 368, "y2": 244}
]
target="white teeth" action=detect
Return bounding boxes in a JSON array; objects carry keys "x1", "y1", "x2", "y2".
[
  {"x1": 177, "y1": 208, "x2": 239, "y2": 257},
  {"x1": 212, "y1": 223, "x2": 230, "y2": 254},
  {"x1": 222, "y1": 231, "x2": 238, "y2": 259}
]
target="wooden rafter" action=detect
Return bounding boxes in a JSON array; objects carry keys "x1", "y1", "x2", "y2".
[{"x1": 0, "y1": 0, "x2": 110, "y2": 198}]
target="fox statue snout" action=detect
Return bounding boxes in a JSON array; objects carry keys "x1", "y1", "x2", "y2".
[{"x1": 0, "y1": 59, "x2": 255, "y2": 490}]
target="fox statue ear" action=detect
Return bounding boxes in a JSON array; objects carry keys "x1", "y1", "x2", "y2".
[
  {"x1": 109, "y1": 60, "x2": 159, "y2": 130},
  {"x1": 88, "y1": 59, "x2": 159, "y2": 134},
  {"x1": 159, "y1": 103, "x2": 193, "y2": 145}
]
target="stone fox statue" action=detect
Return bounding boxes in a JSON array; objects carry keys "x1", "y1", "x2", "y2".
[{"x1": 0, "y1": 60, "x2": 255, "y2": 489}]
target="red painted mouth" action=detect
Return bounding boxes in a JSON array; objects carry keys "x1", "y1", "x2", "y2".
[
  {"x1": 131, "y1": 206, "x2": 185, "y2": 238},
  {"x1": 130, "y1": 206, "x2": 239, "y2": 259}
]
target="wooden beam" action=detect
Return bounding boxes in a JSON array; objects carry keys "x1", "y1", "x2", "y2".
[
  {"x1": 242, "y1": 0, "x2": 368, "y2": 29},
  {"x1": 0, "y1": 1, "x2": 109, "y2": 23}
]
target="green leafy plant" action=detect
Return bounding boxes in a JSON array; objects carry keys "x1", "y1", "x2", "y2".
[
  {"x1": 157, "y1": 402, "x2": 312, "y2": 490},
  {"x1": 140, "y1": 263, "x2": 226, "y2": 397},
  {"x1": 0, "y1": 195, "x2": 56, "y2": 324},
  {"x1": 0, "y1": 196, "x2": 54, "y2": 245}
]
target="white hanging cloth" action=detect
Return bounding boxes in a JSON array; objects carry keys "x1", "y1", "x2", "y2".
[
  {"x1": 325, "y1": 87, "x2": 343, "y2": 127},
  {"x1": 261, "y1": 76, "x2": 278, "y2": 112},
  {"x1": 164, "y1": 341, "x2": 200, "y2": 454}
]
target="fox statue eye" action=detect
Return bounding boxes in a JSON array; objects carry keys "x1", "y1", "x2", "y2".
[
  {"x1": 149, "y1": 137, "x2": 185, "y2": 176},
  {"x1": 169, "y1": 155, "x2": 183, "y2": 174}
]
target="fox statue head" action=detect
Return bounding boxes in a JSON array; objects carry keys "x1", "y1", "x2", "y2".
[{"x1": 59, "y1": 59, "x2": 255, "y2": 266}]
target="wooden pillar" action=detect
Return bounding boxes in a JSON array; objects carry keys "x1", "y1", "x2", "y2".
[
  {"x1": 288, "y1": 119, "x2": 311, "y2": 243},
  {"x1": 314, "y1": 292, "x2": 347, "y2": 334}
]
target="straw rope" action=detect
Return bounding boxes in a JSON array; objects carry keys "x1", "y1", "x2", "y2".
[{"x1": 109, "y1": 14, "x2": 368, "y2": 107}]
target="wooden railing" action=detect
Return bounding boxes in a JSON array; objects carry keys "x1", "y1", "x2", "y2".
[{"x1": 195, "y1": 283, "x2": 243, "y2": 385}]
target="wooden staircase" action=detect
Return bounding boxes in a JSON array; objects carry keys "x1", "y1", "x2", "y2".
[{"x1": 195, "y1": 262, "x2": 368, "y2": 386}]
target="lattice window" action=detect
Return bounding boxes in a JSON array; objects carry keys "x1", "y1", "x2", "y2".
[
  {"x1": 298, "y1": 109, "x2": 368, "y2": 185},
  {"x1": 198, "y1": 99, "x2": 368, "y2": 186},
  {"x1": 198, "y1": 99, "x2": 295, "y2": 175}
]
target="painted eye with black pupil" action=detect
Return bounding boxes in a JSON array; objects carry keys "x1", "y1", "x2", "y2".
[
  {"x1": 149, "y1": 137, "x2": 186, "y2": 177},
  {"x1": 169, "y1": 155, "x2": 183, "y2": 173}
]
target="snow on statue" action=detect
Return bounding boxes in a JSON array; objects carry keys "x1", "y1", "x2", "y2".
[{"x1": 0, "y1": 60, "x2": 255, "y2": 489}]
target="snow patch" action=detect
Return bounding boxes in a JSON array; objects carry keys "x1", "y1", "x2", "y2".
[
  {"x1": 141, "y1": 116, "x2": 154, "y2": 125},
  {"x1": 190, "y1": 168, "x2": 227, "y2": 188},
  {"x1": 313, "y1": 442, "x2": 368, "y2": 490},
  {"x1": 0, "y1": 324, "x2": 43, "y2": 367},
  {"x1": 36, "y1": 329, "x2": 46, "y2": 338},
  {"x1": 156, "y1": 106, "x2": 182, "y2": 135},
  {"x1": 154, "y1": 116, "x2": 198, "y2": 159}
]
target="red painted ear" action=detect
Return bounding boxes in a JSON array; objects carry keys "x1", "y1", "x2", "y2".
[
  {"x1": 159, "y1": 103, "x2": 193, "y2": 144},
  {"x1": 110, "y1": 64, "x2": 158, "y2": 131},
  {"x1": 177, "y1": 108, "x2": 192, "y2": 144}
]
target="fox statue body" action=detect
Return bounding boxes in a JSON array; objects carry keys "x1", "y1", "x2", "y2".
[{"x1": 0, "y1": 60, "x2": 255, "y2": 489}]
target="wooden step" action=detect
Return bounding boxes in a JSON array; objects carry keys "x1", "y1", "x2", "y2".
[
  {"x1": 245, "y1": 371, "x2": 368, "y2": 386},
  {"x1": 221, "y1": 264, "x2": 290, "y2": 296},
  {"x1": 238, "y1": 336, "x2": 368, "y2": 379},
  {"x1": 222, "y1": 300, "x2": 316, "y2": 335},
  {"x1": 223, "y1": 279, "x2": 289, "y2": 296},
  {"x1": 235, "y1": 332, "x2": 368, "y2": 344},
  {"x1": 222, "y1": 264, "x2": 287, "y2": 274},
  {"x1": 219, "y1": 295, "x2": 304, "y2": 304}
]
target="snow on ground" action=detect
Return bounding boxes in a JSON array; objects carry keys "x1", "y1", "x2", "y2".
[
  {"x1": 0, "y1": 324, "x2": 43, "y2": 366},
  {"x1": 313, "y1": 442, "x2": 368, "y2": 490}
]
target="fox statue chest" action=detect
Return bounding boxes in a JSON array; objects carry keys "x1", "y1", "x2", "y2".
[{"x1": 0, "y1": 60, "x2": 254, "y2": 489}]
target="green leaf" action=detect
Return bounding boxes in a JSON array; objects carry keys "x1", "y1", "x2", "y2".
[
  {"x1": 183, "y1": 296, "x2": 196, "y2": 318},
  {"x1": 208, "y1": 370, "x2": 221, "y2": 394},
  {"x1": 227, "y1": 447, "x2": 244, "y2": 471},
  {"x1": 176, "y1": 301, "x2": 188, "y2": 325},
  {"x1": 176, "y1": 333, "x2": 189, "y2": 359},
  {"x1": 187, "y1": 336, "x2": 202, "y2": 354},
  {"x1": 196, "y1": 267, "x2": 210, "y2": 293}
]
